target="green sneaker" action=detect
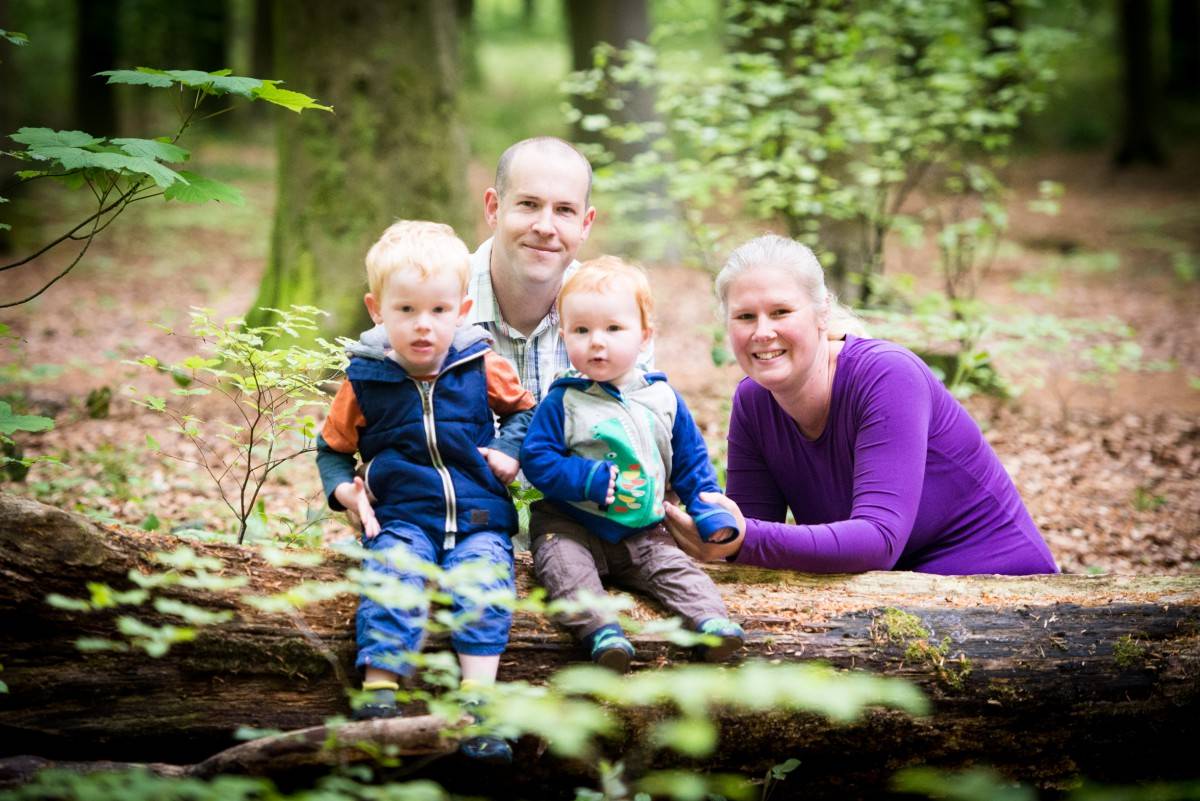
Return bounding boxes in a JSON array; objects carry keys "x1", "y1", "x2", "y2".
[{"x1": 589, "y1": 627, "x2": 635, "y2": 673}]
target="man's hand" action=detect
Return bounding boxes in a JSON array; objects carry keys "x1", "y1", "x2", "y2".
[
  {"x1": 478, "y1": 447, "x2": 521, "y2": 485},
  {"x1": 663, "y1": 492, "x2": 746, "y2": 562},
  {"x1": 333, "y1": 477, "x2": 380, "y2": 539}
]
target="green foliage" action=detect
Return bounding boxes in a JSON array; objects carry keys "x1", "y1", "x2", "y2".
[
  {"x1": 0, "y1": 28, "x2": 29, "y2": 47},
  {"x1": 566, "y1": 0, "x2": 1072, "y2": 293},
  {"x1": 894, "y1": 766, "x2": 1200, "y2": 801},
  {"x1": 0, "y1": 400, "x2": 53, "y2": 437},
  {"x1": 861, "y1": 272, "x2": 1170, "y2": 407},
  {"x1": 893, "y1": 766, "x2": 1036, "y2": 801},
  {"x1": 129, "y1": 306, "x2": 345, "y2": 542},
  {"x1": 2, "y1": 62, "x2": 330, "y2": 308}
]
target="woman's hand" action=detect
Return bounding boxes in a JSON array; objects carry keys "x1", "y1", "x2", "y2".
[{"x1": 663, "y1": 492, "x2": 746, "y2": 562}]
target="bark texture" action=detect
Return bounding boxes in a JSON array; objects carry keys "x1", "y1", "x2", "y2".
[
  {"x1": 1, "y1": 494, "x2": 1199, "y2": 797},
  {"x1": 246, "y1": 0, "x2": 468, "y2": 340}
]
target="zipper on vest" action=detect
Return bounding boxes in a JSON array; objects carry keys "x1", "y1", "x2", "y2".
[
  {"x1": 416, "y1": 379, "x2": 458, "y2": 548},
  {"x1": 411, "y1": 347, "x2": 486, "y2": 550}
]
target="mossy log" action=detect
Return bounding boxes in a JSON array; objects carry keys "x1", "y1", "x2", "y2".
[{"x1": 2, "y1": 493, "x2": 1199, "y2": 797}]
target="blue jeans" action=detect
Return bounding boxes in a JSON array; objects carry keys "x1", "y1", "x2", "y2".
[{"x1": 355, "y1": 525, "x2": 515, "y2": 676}]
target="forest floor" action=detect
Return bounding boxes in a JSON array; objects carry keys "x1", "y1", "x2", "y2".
[{"x1": 2, "y1": 140, "x2": 1198, "y2": 575}]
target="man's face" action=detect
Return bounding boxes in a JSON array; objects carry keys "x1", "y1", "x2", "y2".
[{"x1": 484, "y1": 147, "x2": 596, "y2": 289}]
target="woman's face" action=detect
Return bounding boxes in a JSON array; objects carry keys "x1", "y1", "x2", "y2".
[{"x1": 724, "y1": 265, "x2": 827, "y2": 394}]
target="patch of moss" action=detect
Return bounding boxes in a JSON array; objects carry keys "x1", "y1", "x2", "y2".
[
  {"x1": 871, "y1": 607, "x2": 930, "y2": 644},
  {"x1": 1113, "y1": 634, "x2": 1147, "y2": 669},
  {"x1": 903, "y1": 636, "x2": 973, "y2": 690}
]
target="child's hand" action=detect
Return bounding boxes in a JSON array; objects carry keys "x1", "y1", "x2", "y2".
[
  {"x1": 606, "y1": 464, "x2": 617, "y2": 506},
  {"x1": 708, "y1": 526, "x2": 738, "y2": 544},
  {"x1": 335, "y1": 477, "x2": 380, "y2": 539},
  {"x1": 478, "y1": 447, "x2": 520, "y2": 484}
]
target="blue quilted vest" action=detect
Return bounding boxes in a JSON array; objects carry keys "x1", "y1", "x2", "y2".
[{"x1": 347, "y1": 339, "x2": 516, "y2": 547}]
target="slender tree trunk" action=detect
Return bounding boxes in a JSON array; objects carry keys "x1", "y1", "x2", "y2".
[
  {"x1": 73, "y1": 0, "x2": 119, "y2": 136},
  {"x1": 246, "y1": 1, "x2": 468, "y2": 341},
  {"x1": 565, "y1": 0, "x2": 652, "y2": 158},
  {"x1": 1168, "y1": 0, "x2": 1200, "y2": 98},
  {"x1": 1115, "y1": 0, "x2": 1167, "y2": 165}
]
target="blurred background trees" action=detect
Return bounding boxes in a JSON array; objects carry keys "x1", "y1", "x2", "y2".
[{"x1": 1, "y1": 0, "x2": 1197, "y2": 326}]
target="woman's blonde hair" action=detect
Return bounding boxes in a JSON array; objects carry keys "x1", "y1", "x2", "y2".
[
  {"x1": 558, "y1": 255, "x2": 655, "y2": 331},
  {"x1": 715, "y1": 234, "x2": 866, "y2": 339}
]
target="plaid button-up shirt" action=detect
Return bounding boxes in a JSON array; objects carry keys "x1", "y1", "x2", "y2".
[{"x1": 467, "y1": 238, "x2": 654, "y2": 402}]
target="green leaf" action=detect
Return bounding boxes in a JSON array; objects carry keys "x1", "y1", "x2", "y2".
[
  {"x1": 96, "y1": 68, "x2": 174, "y2": 88},
  {"x1": 651, "y1": 717, "x2": 718, "y2": 757},
  {"x1": 111, "y1": 137, "x2": 189, "y2": 163},
  {"x1": 164, "y1": 171, "x2": 245, "y2": 205},
  {"x1": 0, "y1": 401, "x2": 54, "y2": 435},
  {"x1": 9, "y1": 127, "x2": 103, "y2": 149},
  {"x1": 162, "y1": 69, "x2": 263, "y2": 97},
  {"x1": 46, "y1": 593, "x2": 92, "y2": 612},
  {"x1": 22, "y1": 146, "x2": 187, "y2": 188},
  {"x1": 153, "y1": 597, "x2": 234, "y2": 625},
  {"x1": 2, "y1": 29, "x2": 30, "y2": 46},
  {"x1": 141, "y1": 513, "x2": 161, "y2": 531},
  {"x1": 253, "y1": 81, "x2": 334, "y2": 113}
]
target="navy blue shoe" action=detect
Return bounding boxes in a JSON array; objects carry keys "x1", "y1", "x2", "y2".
[
  {"x1": 458, "y1": 700, "x2": 513, "y2": 765},
  {"x1": 697, "y1": 617, "x2": 745, "y2": 663},
  {"x1": 352, "y1": 688, "x2": 400, "y2": 721}
]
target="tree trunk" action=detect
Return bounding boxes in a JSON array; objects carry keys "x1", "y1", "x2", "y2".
[
  {"x1": 73, "y1": 0, "x2": 119, "y2": 136},
  {"x1": 1168, "y1": 0, "x2": 1200, "y2": 98},
  {"x1": 246, "y1": 1, "x2": 468, "y2": 342},
  {"x1": 565, "y1": 0, "x2": 652, "y2": 158},
  {"x1": 1, "y1": 494, "x2": 1198, "y2": 797},
  {"x1": 1115, "y1": 0, "x2": 1167, "y2": 165}
]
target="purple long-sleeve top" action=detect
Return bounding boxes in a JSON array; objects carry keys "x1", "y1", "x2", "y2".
[{"x1": 727, "y1": 336, "x2": 1058, "y2": 575}]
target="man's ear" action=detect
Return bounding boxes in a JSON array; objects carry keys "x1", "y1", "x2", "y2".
[
  {"x1": 364, "y1": 292, "x2": 383, "y2": 325},
  {"x1": 580, "y1": 206, "x2": 597, "y2": 241},
  {"x1": 483, "y1": 188, "x2": 500, "y2": 230},
  {"x1": 457, "y1": 296, "x2": 474, "y2": 324}
]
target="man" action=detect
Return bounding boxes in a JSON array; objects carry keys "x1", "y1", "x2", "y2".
[{"x1": 466, "y1": 136, "x2": 598, "y2": 400}]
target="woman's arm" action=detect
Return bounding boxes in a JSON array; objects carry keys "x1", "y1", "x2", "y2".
[{"x1": 732, "y1": 353, "x2": 932, "y2": 572}]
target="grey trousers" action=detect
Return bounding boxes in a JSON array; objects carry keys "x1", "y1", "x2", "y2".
[{"x1": 530, "y1": 502, "x2": 729, "y2": 640}]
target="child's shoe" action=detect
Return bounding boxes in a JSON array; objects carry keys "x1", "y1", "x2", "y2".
[
  {"x1": 352, "y1": 682, "x2": 401, "y2": 720},
  {"x1": 588, "y1": 625, "x2": 635, "y2": 673},
  {"x1": 458, "y1": 699, "x2": 513, "y2": 765},
  {"x1": 696, "y1": 617, "x2": 745, "y2": 663}
]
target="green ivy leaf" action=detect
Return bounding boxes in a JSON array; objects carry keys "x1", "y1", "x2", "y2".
[
  {"x1": 0, "y1": 401, "x2": 54, "y2": 436},
  {"x1": 153, "y1": 597, "x2": 234, "y2": 625},
  {"x1": 110, "y1": 137, "x2": 190, "y2": 163},
  {"x1": 253, "y1": 82, "x2": 334, "y2": 113},
  {"x1": 9, "y1": 127, "x2": 103, "y2": 149},
  {"x1": 164, "y1": 171, "x2": 245, "y2": 205}
]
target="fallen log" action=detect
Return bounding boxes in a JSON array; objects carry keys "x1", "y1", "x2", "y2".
[{"x1": 2, "y1": 493, "x2": 1199, "y2": 798}]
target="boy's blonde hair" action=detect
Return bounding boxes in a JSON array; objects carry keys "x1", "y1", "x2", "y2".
[
  {"x1": 558, "y1": 255, "x2": 655, "y2": 331},
  {"x1": 364, "y1": 220, "x2": 471, "y2": 300}
]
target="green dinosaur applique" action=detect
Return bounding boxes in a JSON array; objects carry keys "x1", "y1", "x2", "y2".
[{"x1": 590, "y1": 416, "x2": 661, "y2": 529}]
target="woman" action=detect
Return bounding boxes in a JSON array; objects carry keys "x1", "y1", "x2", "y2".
[{"x1": 664, "y1": 234, "x2": 1057, "y2": 575}]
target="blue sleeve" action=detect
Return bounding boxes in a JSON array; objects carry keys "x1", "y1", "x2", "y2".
[
  {"x1": 520, "y1": 389, "x2": 614, "y2": 506},
  {"x1": 668, "y1": 388, "x2": 737, "y2": 541},
  {"x1": 489, "y1": 408, "x2": 534, "y2": 460},
  {"x1": 316, "y1": 432, "x2": 358, "y2": 511}
]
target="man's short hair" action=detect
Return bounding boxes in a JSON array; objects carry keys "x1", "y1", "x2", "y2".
[
  {"x1": 558, "y1": 255, "x2": 655, "y2": 331},
  {"x1": 494, "y1": 137, "x2": 593, "y2": 205},
  {"x1": 364, "y1": 220, "x2": 470, "y2": 300}
]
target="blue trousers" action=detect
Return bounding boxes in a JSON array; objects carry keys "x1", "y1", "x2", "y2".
[{"x1": 356, "y1": 526, "x2": 515, "y2": 676}]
